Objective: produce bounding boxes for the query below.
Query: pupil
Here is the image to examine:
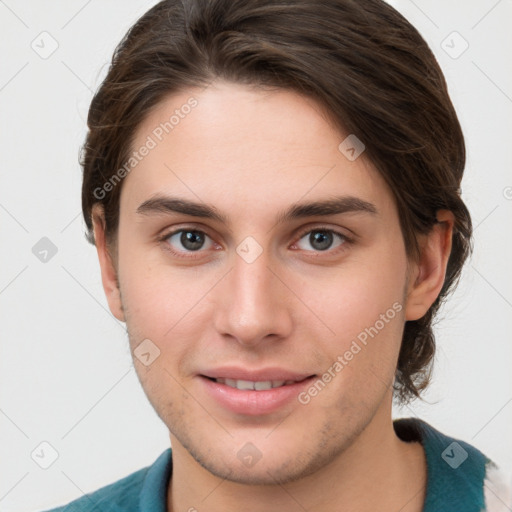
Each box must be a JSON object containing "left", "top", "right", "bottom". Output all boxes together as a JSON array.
[
  {"left": 181, "top": 231, "right": 204, "bottom": 251},
  {"left": 310, "top": 231, "right": 332, "bottom": 251}
]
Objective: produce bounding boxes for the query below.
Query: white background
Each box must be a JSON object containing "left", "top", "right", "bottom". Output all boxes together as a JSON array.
[{"left": 0, "top": 1, "right": 511, "bottom": 511}]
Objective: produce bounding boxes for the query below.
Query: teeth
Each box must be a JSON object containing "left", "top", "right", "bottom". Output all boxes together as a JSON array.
[
  {"left": 215, "top": 378, "right": 294, "bottom": 390},
  {"left": 255, "top": 381, "right": 272, "bottom": 390},
  {"left": 225, "top": 378, "right": 237, "bottom": 388},
  {"left": 236, "top": 379, "right": 254, "bottom": 390}
]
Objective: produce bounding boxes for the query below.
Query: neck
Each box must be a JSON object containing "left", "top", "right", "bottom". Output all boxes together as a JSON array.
[{"left": 167, "top": 394, "right": 426, "bottom": 512}]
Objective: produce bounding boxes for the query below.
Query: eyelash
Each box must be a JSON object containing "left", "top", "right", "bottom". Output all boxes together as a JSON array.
[
  {"left": 293, "top": 226, "right": 352, "bottom": 256},
  {"left": 158, "top": 225, "right": 353, "bottom": 260}
]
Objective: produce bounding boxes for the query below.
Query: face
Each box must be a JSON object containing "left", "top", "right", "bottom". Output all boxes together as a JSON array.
[{"left": 97, "top": 80, "right": 426, "bottom": 484}]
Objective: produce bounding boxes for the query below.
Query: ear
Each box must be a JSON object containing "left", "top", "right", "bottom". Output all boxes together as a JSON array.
[
  {"left": 405, "top": 210, "right": 454, "bottom": 321},
  {"left": 91, "top": 204, "right": 125, "bottom": 322}
]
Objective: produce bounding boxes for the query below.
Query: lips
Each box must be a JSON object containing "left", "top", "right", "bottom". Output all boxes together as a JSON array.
[{"left": 199, "top": 367, "right": 316, "bottom": 416}]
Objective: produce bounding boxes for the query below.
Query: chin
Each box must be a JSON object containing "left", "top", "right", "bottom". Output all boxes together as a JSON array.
[
  {"left": 192, "top": 449, "right": 326, "bottom": 486},
  {"left": 174, "top": 420, "right": 357, "bottom": 486}
]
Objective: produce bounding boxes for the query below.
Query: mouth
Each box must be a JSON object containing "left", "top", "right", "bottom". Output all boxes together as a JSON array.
[
  {"left": 205, "top": 377, "right": 306, "bottom": 391},
  {"left": 199, "top": 369, "right": 316, "bottom": 416}
]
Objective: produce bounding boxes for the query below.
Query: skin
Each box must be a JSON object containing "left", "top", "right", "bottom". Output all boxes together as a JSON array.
[{"left": 93, "top": 80, "right": 454, "bottom": 511}]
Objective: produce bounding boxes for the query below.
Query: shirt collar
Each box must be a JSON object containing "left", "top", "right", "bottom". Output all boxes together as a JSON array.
[{"left": 139, "top": 448, "right": 173, "bottom": 512}]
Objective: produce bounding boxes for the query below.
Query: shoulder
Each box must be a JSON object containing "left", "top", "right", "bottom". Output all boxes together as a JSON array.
[
  {"left": 394, "top": 417, "right": 511, "bottom": 512},
  {"left": 39, "top": 449, "right": 172, "bottom": 512},
  {"left": 40, "top": 468, "right": 147, "bottom": 512},
  {"left": 483, "top": 462, "right": 512, "bottom": 512}
]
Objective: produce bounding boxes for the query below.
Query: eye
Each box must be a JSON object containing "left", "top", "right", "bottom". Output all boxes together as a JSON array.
[
  {"left": 293, "top": 228, "right": 349, "bottom": 253},
  {"left": 160, "top": 226, "right": 351, "bottom": 259},
  {"left": 164, "top": 229, "right": 216, "bottom": 254}
]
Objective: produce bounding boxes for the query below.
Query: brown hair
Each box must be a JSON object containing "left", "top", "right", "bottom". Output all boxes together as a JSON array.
[{"left": 81, "top": 0, "right": 472, "bottom": 403}]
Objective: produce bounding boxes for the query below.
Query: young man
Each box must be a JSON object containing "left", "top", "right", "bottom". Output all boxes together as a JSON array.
[{"left": 43, "top": 0, "right": 510, "bottom": 510}]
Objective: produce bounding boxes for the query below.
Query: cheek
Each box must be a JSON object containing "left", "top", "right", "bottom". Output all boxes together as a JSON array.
[
  {"left": 117, "top": 249, "right": 218, "bottom": 363},
  {"left": 299, "top": 250, "right": 407, "bottom": 341},
  {"left": 294, "top": 247, "right": 407, "bottom": 395},
  {"left": 117, "top": 236, "right": 180, "bottom": 322}
]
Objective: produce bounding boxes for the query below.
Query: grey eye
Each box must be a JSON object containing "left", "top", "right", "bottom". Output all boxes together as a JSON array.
[
  {"left": 167, "top": 230, "right": 213, "bottom": 252},
  {"left": 296, "top": 230, "right": 346, "bottom": 252}
]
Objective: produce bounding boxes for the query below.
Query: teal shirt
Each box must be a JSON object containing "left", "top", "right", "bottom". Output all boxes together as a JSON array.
[{"left": 41, "top": 418, "right": 507, "bottom": 511}]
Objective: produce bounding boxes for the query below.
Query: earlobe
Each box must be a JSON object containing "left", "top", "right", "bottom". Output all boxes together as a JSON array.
[
  {"left": 405, "top": 210, "right": 454, "bottom": 321},
  {"left": 91, "top": 205, "right": 126, "bottom": 322}
]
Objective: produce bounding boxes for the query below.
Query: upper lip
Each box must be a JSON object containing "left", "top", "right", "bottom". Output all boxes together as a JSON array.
[{"left": 201, "top": 367, "right": 314, "bottom": 382}]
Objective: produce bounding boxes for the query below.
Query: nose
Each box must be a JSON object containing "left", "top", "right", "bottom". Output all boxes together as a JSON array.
[{"left": 213, "top": 247, "right": 293, "bottom": 348}]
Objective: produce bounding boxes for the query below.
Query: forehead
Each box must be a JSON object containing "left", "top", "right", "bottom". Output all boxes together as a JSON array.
[{"left": 121, "top": 80, "right": 396, "bottom": 221}]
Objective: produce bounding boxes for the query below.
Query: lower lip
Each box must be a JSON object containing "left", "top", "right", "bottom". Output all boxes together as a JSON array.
[{"left": 200, "top": 376, "right": 315, "bottom": 416}]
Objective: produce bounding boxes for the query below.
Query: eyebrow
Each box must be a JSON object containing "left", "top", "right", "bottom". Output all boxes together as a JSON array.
[{"left": 136, "top": 195, "right": 378, "bottom": 224}]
